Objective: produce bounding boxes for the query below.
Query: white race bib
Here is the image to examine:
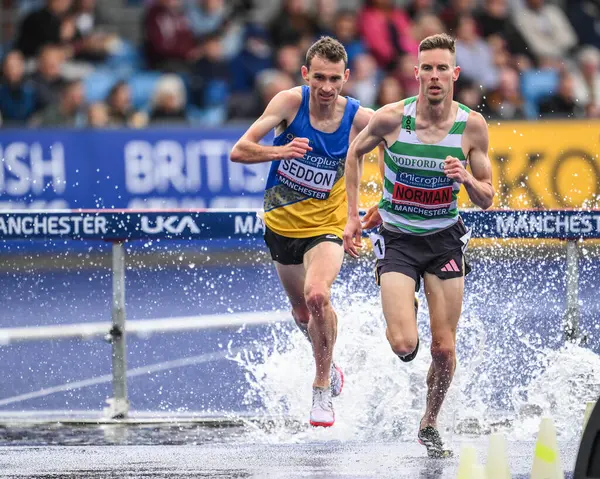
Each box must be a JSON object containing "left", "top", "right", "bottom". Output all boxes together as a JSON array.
[
  {"left": 369, "top": 233, "right": 385, "bottom": 259},
  {"left": 276, "top": 159, "right": 337, "bottom": 200},
  {"left": 460, "top": 228, "right": 472, "bottom": 253}
]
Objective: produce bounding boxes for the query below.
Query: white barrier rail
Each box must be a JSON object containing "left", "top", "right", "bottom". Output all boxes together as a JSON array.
[{"left": 0, "top": 311, "right": 290, "bottom": 344}]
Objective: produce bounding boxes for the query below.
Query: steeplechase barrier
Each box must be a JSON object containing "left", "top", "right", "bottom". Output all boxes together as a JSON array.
[{"left": 0, "top": 208, "right": 598, "bottom": 418}]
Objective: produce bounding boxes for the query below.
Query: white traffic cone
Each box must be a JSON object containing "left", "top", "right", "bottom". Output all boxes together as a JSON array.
[
  {"left": 456, "top": 445, "right": 477, "bottom": 479},
  {"left": 471, "top": 463, "right": 486, "bottom": 478},
  {"left": 530, "top": 417, "right": 564, "bottom": 479},
  {"left": 485, "top": 432, "right": 511, "bottom": 479}
]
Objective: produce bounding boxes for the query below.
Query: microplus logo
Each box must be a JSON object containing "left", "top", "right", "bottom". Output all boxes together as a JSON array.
[{"left": 140, "top": 215, "right": 200, "bottom": 235}]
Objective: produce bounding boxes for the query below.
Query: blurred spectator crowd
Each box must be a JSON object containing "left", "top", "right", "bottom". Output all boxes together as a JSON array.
[{"left": 1, "top": 0, "right": 599, "bottom": 128}]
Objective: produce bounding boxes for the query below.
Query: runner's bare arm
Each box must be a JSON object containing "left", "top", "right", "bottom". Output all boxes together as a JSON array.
[
  {"left": 346, "top": 106, "right": 374, "bottom": 205},
  {"left": 462, "top": 112, "right": 495, "bottom": 210},
  {"left": 344, "top": 105, "right": 402, "bottom": 257},
  {"left": 346, "top": 106, "right": 401, "bottom": 220},
  {"left": 358, "top": 144, "right": 386, "bottom": 230},
  {"left": 230, "top": 89, "right": 311, "bottom": 164},
  {"left": 349, "top": 106, "right": 375, "bottom": 145}
]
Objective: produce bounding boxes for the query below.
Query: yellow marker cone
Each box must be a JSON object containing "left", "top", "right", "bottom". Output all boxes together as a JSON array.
[
  {"left": 583, "top": 401, "right": 596, "bottom": 432},
  {"left": 456, "top": 445, "right": 477, "bottom": 479},
  {"left": 531, "top": 417, "right": 564, "bottom": 479},
  {"left": 485, "top": 432, "right": 511, "bottom": 479}
]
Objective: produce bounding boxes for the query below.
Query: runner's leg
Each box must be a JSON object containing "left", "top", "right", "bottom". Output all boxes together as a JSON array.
[{"left": 303, "top": 241, "right": 344, "bottom": 388}]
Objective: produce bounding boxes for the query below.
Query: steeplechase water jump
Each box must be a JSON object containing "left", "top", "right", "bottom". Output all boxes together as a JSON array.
[{"left": 1, "top": 11, "right": 600, "bottom": 479}]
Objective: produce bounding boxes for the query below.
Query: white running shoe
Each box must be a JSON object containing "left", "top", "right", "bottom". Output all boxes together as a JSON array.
[
  {"left": 330, "top": 362, "right": 344, "bottom": 398},
  {"left": 310, "top": 386, "right": 335, "bottom": 427}
]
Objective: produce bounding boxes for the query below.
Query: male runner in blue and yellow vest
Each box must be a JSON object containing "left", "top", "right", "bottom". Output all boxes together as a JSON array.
[
  {"left": 344, "top": 33, "right": 495, "bottom": 456},
  {"left": 231, "top": 36, "right": 372, "bottom": 427}
]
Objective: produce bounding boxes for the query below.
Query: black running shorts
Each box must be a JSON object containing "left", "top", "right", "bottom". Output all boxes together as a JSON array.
[
  {"left": 374, "top": 218, "right": 471, "bottom": 290},
  {"left": 264, "top": 226, "right": 343, "bottom": 265}
]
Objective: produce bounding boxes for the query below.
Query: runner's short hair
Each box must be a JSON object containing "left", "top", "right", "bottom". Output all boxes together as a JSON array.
[
  {"left": 305, "top": 36, "right": 348, "bottom": 69},
  {"left": 419, "top": 33, "right": 456, "bottom": 55}
]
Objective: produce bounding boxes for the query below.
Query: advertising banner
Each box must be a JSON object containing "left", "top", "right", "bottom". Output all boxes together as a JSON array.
[
  {"left": 0, "top": 128, "right": 272, "bottom": 211},
  {"left": 0, "top": 209, "right": 598, "bottom": 241},
  {"left": 0, "top": 120, "right": 598, "bottom": 252},
  {"left": 360, "top": 120, "right": 600, "bottom": 210}
]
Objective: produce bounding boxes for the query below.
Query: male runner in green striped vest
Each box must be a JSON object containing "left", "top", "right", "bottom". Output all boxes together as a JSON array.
[{"left": 343, "top": 33, "right": 495, "bottom": 457}]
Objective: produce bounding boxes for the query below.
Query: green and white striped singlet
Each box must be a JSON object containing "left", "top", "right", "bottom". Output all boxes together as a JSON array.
[{"left": 379, "top": 96, "right": 470, "bottom": 235}]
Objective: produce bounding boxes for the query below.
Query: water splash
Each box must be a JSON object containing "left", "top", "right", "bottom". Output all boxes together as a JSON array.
[
  {"left": 510, "top": 343, "right": 600, "bottom": 440},
  {"left": 229, "top": 285, "right": 490, "bottom": 444},
  {"left": 229, "top": 247, "right": 600, "bottom": 444}
]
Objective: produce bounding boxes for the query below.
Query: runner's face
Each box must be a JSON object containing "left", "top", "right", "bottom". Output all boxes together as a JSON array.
[
  {"left": 415, "top": 49, "right": 460, "bottom": 105},
  {"left": 302, "top": 56, "right": 349, "bottom": 106}
]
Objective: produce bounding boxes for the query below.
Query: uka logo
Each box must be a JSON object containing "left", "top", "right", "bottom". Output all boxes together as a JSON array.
[{"left": 140, "top": 215, "right": 200, "bottom": 235}]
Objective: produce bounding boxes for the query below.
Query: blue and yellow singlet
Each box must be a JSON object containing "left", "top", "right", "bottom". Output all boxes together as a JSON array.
[{"left": 263, "top": 86, "right": 360, "bottom": 238}]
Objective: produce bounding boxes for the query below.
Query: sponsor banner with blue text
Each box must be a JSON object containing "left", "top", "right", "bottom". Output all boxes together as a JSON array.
[{"left": 0, "top": 128, "right": 273, "bottom": 211}]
